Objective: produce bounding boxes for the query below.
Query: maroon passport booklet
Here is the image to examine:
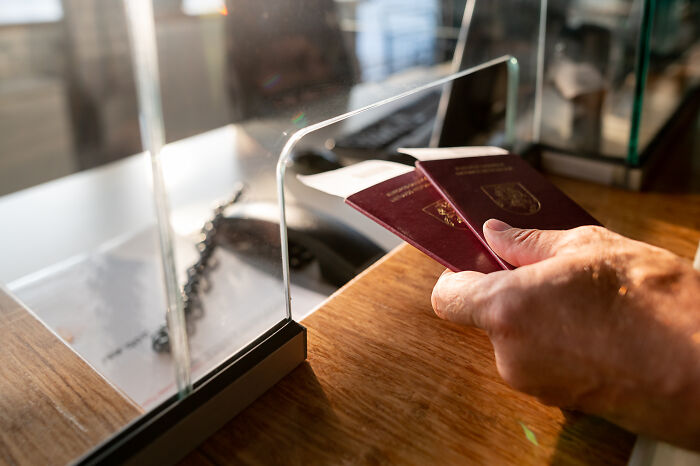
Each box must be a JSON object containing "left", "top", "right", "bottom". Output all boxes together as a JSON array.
[
  {"left": 346, "top": 169, "right": 502, "bottom": 273},
  {"left": 415, "top": 154, "right": 600, "bottom": 269}
]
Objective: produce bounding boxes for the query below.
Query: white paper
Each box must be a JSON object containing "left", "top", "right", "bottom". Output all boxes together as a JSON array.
[
  {"left": 298, "top": 146, "right": 509, "bottom": 199},
  {"left": 297, "top": 160, "right": 413, "bottom": 199},
  {"left": 397, "top": 145, "right": 508, "bottom": 160}
]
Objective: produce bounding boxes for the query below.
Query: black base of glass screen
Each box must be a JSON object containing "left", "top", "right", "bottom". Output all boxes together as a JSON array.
[{"left": 77, "top": 319, "right": 306, "bottom": 465}]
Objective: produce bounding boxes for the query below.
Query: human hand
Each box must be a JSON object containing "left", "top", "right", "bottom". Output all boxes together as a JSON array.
[{"left": 431, "top": 219, "right": 700, "bottom": 450}]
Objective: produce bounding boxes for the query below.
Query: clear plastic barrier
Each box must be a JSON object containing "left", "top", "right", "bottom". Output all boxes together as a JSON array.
[
  {"left": 276, "top": 58, "right": 519, "bottom": 319},
  {"left": 0, "top": 0, "right": 474, "bottom": 461},
  {"left": 537, "top": 0, "right": 699, "bottom": 164},
  {"left": 457, "top": 0, "right": 544, "bottom": 151}
]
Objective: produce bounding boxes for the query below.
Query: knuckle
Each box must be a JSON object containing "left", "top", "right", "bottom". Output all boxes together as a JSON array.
[
  {"left": 572, "top": 225, "right": 609, "bottom": 243},
  {"left": 512, "top": 228, "right": 541, "bottom": 246},
  {"left": 558, "top": 225, "right": 611, "bottom": 254},
  {"left": 430, "top": 284, "right": 447, "bottom": 318},
  {"left": 432, "top": 277, "right": 470, "bottom": 323},
  {"left": 432, "top": 272, "right": 493, "bottom": 327},
  {"left": 430, "top": 291, "right": 440, "bottom": 315}
]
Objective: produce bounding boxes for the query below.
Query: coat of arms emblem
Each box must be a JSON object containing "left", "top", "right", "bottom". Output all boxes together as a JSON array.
[
  {"left": 422, "top": 200, "right": 468, "bottom": 229},
  {"left": 480, "top": 182, "right": 541, "bottom": 215}
]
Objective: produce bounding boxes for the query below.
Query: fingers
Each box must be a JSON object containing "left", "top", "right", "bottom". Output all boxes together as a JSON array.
[
  {"left": 483, "top": 219, "right": 577, "bottom": 266},
  {"left": 434, "top": 222, "right": 615, "bottom": 330},
  {"left": 431, "top": 269, "right": 504, "bottom": 330},
  {"left": 483, "top": 219, "right": 568, "bottom": 266}
]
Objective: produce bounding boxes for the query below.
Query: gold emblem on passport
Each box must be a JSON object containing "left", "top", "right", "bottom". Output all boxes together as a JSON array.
[
  {"left": 422, "top": 200, "right": 468, "bottom": 229},
  {"left": 480, "top": 182, "right": 541, "bottom": 215}
]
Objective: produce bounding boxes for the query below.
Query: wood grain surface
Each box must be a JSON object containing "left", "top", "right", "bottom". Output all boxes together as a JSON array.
[
  {"left": 2, "top": 172, "right": 698, "bottom": 465},
  {"left": 551, "top": 175, "right": 700, "bottom": 261},
  {"left": 182, "top": 177, "right": 699, "bottom": 465},
  {"left": 0, "top": 289, "right": 142, "bottom": 465},
  {"left": 185, "top": 244, "right": 634, "bottom": 465}
]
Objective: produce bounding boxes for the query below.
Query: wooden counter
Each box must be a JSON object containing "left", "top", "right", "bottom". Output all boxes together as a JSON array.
[
  {"left": 551, "top": 176, "right": 700, "bottom": 262},
  {"left": 181, "top": 175, "right": 700, "bottom": 464},
  {"left": 2, "top": 175, "right": 699, "bottom": 464},
  {"left": 185, "top": 246, "right": 634, "bottom": 465},
  {"left": 0, "top": 289, "right": 142, "bottom": 464}
]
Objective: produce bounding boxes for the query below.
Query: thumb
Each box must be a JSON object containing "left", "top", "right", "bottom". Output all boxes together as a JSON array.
[{"left": 483, "top": 219, "right": 568, "bottom": 267}]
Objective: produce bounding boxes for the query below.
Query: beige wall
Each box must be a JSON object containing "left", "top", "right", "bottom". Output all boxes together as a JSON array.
[{"left": 0, "top": 2, "right": 231, "bottom": 195}]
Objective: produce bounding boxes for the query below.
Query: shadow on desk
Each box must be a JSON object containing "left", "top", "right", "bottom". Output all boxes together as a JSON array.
[
  {"left": 553, "top": 413, "right": 635, "bottom": 466},
  {"left": 183, "top": 245, "right": 635, "bottom": 465},
  {"left": 641, "top": 90, "right": 700, "bottom": 195},
  {"left": 185, "top": 362, "right": 349, "bottom": 464}
]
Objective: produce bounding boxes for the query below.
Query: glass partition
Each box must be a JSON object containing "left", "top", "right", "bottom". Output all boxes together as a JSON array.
[
  {"left": 537, "top": 0, "right": 699, "bottom": 165},
  {"left": 276, "top": 58, "right": 520, "bottom": 311},
  {"left": 0, "top": 0, "right": 483, "bottom": 462},
  {"left": 634, "top": 0, "right": 699, "bottom": 165},
  {"left": 456, "top": 0, "right": 544, "bottom": 152},
  {"left": 453, "top": 0, "right": 699, "bottom": 174},
  {"left": 0, "top": 0, "right": 467, "bottom": 198},
  {"left": 539, "top": 0, "right": 645, "bottom": 159}
]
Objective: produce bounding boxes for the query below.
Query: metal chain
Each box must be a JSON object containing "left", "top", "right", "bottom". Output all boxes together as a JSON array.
[{"left": 152, "top": 184, "right": 246, "bottom": 353}]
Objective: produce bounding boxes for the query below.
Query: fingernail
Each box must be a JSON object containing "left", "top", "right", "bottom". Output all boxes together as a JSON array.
[{"left": 484, "top": 218, "right": 511, "bottom": 232}]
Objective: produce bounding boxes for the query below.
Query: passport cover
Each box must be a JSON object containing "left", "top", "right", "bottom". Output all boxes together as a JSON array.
[
  {"left": 346, "top": 170, "right": 503, "bottom": 273},
  {"left": 415, "top": 154, "right": 601, "bottom": 269}
]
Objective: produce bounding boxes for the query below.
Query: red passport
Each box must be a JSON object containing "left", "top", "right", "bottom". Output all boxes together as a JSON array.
[
  {"left": 346, "top": 169, "right": 503, "bottom": 273},
  {"left": 415, "top": 154, "right": 601, "bottom": 269}
]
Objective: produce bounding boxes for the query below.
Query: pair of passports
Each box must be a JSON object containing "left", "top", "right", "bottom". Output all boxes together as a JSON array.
[{"left": 345, "top": 154, "right": 600, "bottom": 273}]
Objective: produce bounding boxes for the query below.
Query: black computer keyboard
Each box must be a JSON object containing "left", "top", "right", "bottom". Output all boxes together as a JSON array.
[{"left": 334, "top": 90, "right": 441, "bottom": 155}]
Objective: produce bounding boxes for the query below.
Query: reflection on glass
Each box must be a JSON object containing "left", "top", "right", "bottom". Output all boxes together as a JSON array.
[
  {"left": 539, "top": 0, "right": 699, "bottom": 163},
  {"left": 3, "top": 0, "right": 649, "bottom": 461},
  {"left": 457, "top": 0, "right": 543, "bottom": 150},
  {"left": 181, "top": 0, "right": 227, "bottom": 16},
  {"left": 276, "top": 57, "right": 518, "bottom": 319},
  {"left": 0, "top": 0, "right": 63, "bottom": 25},
  {"left": 0, "top": 0, "right": 465, "bottom": 197},
  {"left": 123, "top": 0, "right": 192, "bottom": 398}
]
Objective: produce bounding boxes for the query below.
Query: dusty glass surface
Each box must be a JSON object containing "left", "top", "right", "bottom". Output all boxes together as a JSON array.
[
  {"left": 537, "top": 0, "right": 699, "bottom": 164},
  {"left": 0, "top": 0, "right": 475, "bottom": 461},
  {"left": 456, "top": 0, "right": 544, "bottom": 152},
  {"left": 0, "top": 0, "right": 467, "bottom": 197},
  {"left": 276, "top": 58, "right": 519, "bottom": 298}
]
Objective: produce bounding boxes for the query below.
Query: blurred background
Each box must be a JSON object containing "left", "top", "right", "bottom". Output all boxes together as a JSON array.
[
  {"left": 2, "top": 0, "right": 698, "bottom": 196},
  {"left": 0, "top": 0, "right": 468, "bottom": 196}
]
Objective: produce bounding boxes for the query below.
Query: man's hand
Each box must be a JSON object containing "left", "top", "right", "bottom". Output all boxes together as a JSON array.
[{"left": 431, "top": 219, "right": 700, "bottom": 450}]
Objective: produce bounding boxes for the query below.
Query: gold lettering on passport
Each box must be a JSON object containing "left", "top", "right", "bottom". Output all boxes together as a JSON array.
[
  {"left": 454, "top": 162, "right": 513, "bottom": 176},
  {"left": 385, "top": 177, "right": 431, "bottom": 202},
  {"left": 422, "top": 200, "right": 468, "bottom": 229},
  {"left": 480, "top": 182, "right": 541, "bottom": 215}
]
